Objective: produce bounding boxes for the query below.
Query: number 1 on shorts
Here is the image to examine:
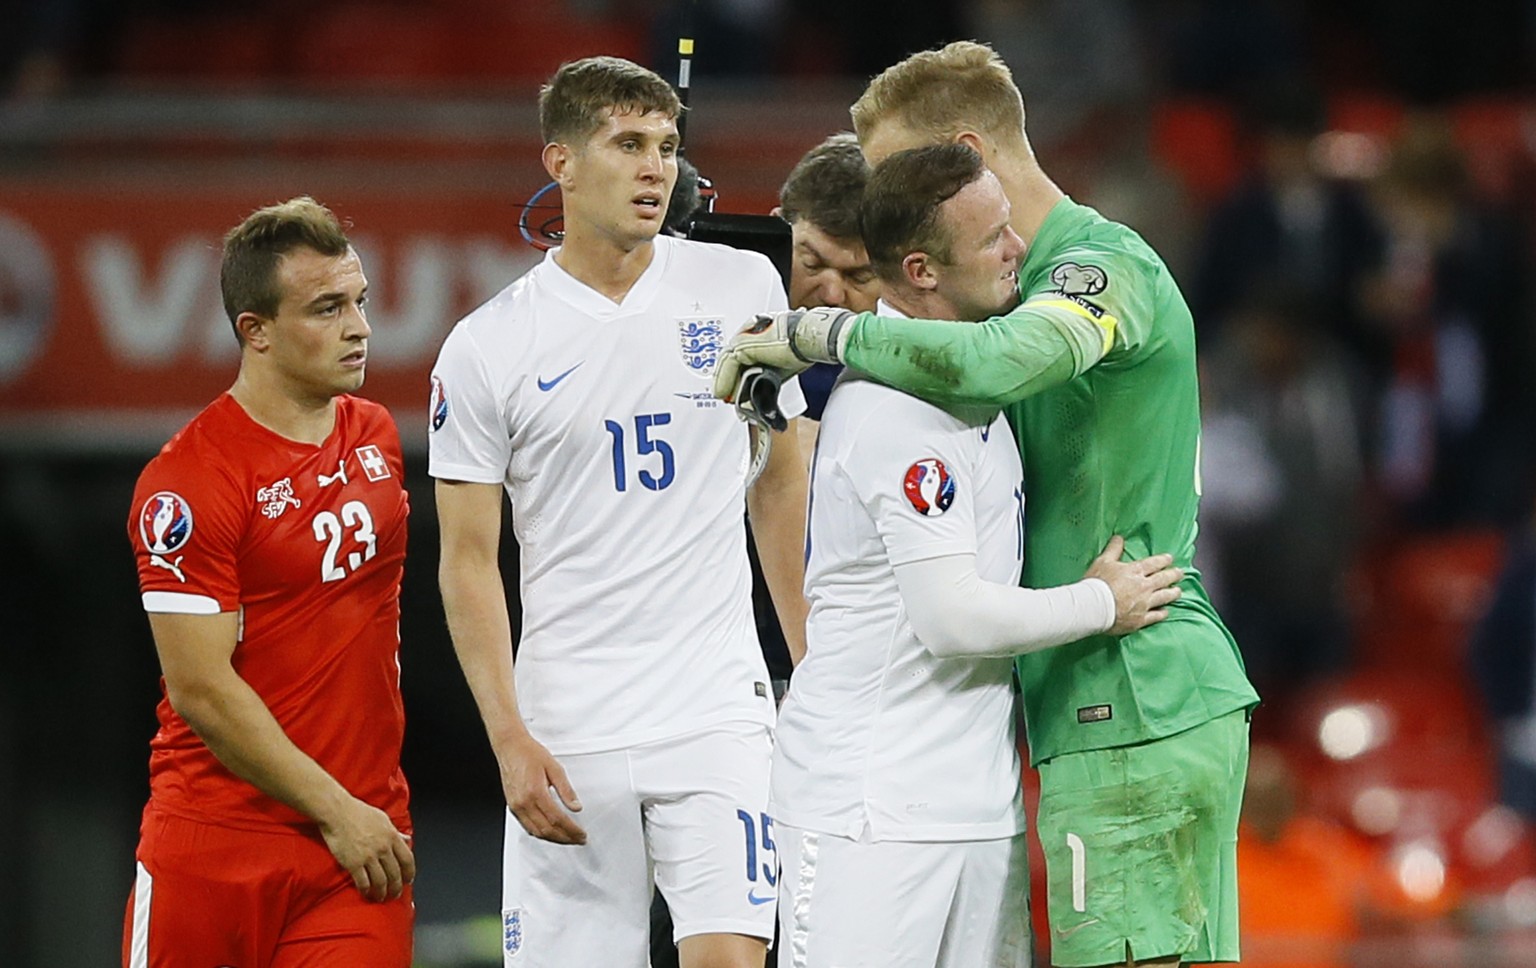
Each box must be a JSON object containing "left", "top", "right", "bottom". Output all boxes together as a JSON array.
[{"left": 1066, "top": 832, "right": 1087, "bottom": 912}]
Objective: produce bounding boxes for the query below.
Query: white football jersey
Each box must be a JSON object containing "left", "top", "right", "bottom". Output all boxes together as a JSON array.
[
  {"left": 429, "top": 235, "right": 803, "bottom": 755},
  {"left": 771, "top": 306, "right": 1026, "bottom": 841}
]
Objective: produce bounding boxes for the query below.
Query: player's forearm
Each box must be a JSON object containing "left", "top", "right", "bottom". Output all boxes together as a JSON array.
[
  {"left": 439, "top": 558, "right": 530, "bottom": 745},
  {"left": 843, "top": 302, "right": 1106, "bottom": 407},
  {"left": 747, "top": 424, "right": 811, "bottom": 666},
  {"left": 168, "top": 675, "right": 357, "bottom": 825},
  {"left": 894, "top": 554, "right": 1114, "bottom": 658}
]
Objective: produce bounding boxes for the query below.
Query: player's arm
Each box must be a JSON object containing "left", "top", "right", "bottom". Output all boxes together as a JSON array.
[
  {"left": 747, "top": 418, "right": 811, "bottom": 666},
  {"left": 894, "top": 536, "right": 1184, "bottom": 659},
  {"left": 435, "top": 479, "right": 586, "bottom": 845},
  {"left": 795, "top": 418, "right": 820, "bottom": 470},
  {"left": 150, "top": 611, "right": 414, "bottom": 901},
  {"left": 714, "top": 290, "right": 1121, "bottom": 408},
  {"left": 842, "top": 295, "right": 1113, "bottom": 406}
]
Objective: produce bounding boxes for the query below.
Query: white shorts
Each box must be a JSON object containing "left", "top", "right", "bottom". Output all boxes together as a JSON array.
[
  {"left": 776, "top": 825, "right": 1033, "bottom": 968},
  {"left": 501, "top": 721, "right": 775, "bottom": 967}
]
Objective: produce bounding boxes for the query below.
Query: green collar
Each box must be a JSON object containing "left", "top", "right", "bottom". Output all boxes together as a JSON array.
[{"left": 1020, "top": 196, "right": 1091, "bottom": 279}]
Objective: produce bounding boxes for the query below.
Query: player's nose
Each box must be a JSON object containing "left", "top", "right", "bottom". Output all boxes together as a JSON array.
[
  {"left": 638, "top": 145, "right": 665, "bottom": 179},
  {"left": 1001, "top": 225, "right": 1026, "bottom": 263},
  {"left": 344, "top": 303, "right": 371, "bottom": 339}
]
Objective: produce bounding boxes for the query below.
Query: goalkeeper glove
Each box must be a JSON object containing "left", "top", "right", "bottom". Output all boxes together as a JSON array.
[
  {"left": 732, "top": 366, "right": 787, "bottom": 488},
  {"left": 712, "top": 307, "right": 855, "bottom": 402}
]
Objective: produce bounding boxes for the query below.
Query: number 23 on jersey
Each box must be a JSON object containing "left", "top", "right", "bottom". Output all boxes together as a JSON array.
[{"left": 313, "top": 499, "right": 378, "bottom": 582}]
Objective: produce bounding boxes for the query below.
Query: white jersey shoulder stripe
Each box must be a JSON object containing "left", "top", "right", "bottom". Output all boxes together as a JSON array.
[{"left": 142, "top": 591, "right": 221, "bottom": 615}]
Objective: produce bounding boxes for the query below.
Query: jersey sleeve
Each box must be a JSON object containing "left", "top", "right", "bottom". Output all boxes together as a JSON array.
[
  {"left": 842, "top": 241, "right": 1154, "bottom": 408},
  {"left": 838, "top": 392, "right": 982, "bottom": 568},
  {"left": 427, "top": 320, "right": 512, "bottom": 484},
  {"left": 129, "top": 452, "right": 245, "bottom": 615}
]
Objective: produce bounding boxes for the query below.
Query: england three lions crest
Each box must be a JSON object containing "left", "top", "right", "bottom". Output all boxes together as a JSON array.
[{"left": 676, "top": 316, "right": 724, "bottom": 377}]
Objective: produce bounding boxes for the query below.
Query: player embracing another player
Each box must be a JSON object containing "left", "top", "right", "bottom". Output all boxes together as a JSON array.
[{"left": 718, "top": 41, "right": 1260, "bottom": 968}]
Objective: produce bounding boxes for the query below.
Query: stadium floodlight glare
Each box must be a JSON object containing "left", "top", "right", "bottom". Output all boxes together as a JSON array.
[
  {"left": 1318, "top": 703, "right": 1388, "bottom": 761},
  {"left": 1392, "top": 840, "right": 1448, "bottom": 904}
]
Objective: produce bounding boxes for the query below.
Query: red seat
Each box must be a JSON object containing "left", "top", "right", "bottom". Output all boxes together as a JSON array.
[
  {"left": 1350, "top": 530, "right": 1504, "bottom": 671},
  {"left": 1454, "top": 805, "right": 1536, "bottom": 894},
  {"left": 1452, "top": 97, "right": 1533, "bottom": 202},
  {"left": 1149, "top": 99, "right": 1243, "bottom": 204},
  {"left": 1285, "top": 669, "right": 1497, "bottom": 839},
  {"left": 452, "top": 11, "right": 650, "bottom": 84},
  {"left": 290, "top": 6, "right": 458, "bottom": 85},
  {"left": 117, "top": 16, "right": 280, "bottom": 83},
  {"left": 1328, "top": 94, "right": 1407, "bottom": 140}
]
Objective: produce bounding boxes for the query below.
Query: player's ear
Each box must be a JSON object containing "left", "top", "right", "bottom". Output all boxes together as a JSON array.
[
  {"left": 543, "top": 142, "right": 573, "bottom": 185},
  {"left": 954, "top": 130, "right": 988, "bottom": 159},
  {"left": 236, "top": 311, "right": 272, "bottom": 351},
  {"left": 902, "top": 251, "right": 939, "bottom": 291}
]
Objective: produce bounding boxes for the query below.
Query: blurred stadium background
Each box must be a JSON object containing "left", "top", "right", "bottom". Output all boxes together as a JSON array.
[{"left": 5, "top": 1, "right": 1536, "bottom": 965}]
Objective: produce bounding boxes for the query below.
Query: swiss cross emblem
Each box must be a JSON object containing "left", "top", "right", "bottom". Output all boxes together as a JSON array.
[{"left": 355, "top": 445, "right": 391, "bottom": 482}]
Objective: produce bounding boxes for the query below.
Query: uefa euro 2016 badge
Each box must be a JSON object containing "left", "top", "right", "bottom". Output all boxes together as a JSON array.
[
  {"left": 140, "top": 491, "right": 193, "bottom": 555},
  {"left": 140, "top": 490, "right": 193, "bottom": 582},
  {"left": 502, "top": 907, "right": 523, "bottom": 956},
  {"left": 903, "top": 458, "right": 956, "bottom": 516},
  {"left": 676, "top": 316, "right": 724, "bottom": 377},
  {"left": 429, "top": 374, "right": 449, "bottom": 432}
]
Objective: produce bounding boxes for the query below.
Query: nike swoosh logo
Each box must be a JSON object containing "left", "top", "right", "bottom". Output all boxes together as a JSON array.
[
  {"left": 537, "top": 362, "right": 583, "bottom": 391},
  {"left": 746, "top": 890, "right": 775, "bottom": 906},
  {"left": 1054, "top": 917, "right": 1101, "bottom": 940}
]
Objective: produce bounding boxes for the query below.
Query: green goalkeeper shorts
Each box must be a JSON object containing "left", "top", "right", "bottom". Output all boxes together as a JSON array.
[{"left": 1034, "top": 708, "right": 1250, "bottom": 966}]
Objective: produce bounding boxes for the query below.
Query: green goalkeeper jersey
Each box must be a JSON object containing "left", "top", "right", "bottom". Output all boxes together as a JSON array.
[{"left": 843, "top": 198, "right": 1258, "bottom": 763}]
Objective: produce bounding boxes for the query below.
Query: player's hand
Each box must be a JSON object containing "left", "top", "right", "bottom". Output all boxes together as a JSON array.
[
  {"left": 1084, "top": 535, "right": 1184, "bottom": 636},
  {"left": 497, "top": 730, "right": 587, "bottom": 846},
  {"left": 316, "top": 797, "right": 416, "bottom": 902},
  {"left": 712, "top": 307, "right": 855, "bottom": 402}
]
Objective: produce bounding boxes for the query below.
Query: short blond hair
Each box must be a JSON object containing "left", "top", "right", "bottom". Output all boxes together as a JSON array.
[{"left": 851, "top": 41, "right": 1026, "bottom": 147}]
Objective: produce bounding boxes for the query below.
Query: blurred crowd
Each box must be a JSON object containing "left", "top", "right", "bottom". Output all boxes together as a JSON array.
[
  {"left": 2, "top": 1, "right": 1534, "bottom": 101},
  {"left": 8, "top": 1, "right": 1536, "bottom": 965}
]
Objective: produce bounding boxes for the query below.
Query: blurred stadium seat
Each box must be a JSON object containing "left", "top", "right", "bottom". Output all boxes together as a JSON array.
[
  {"left": 1452, "top": 97, "right": 1535, "bottom": 202},
  {"left": 1149, "top": 99, "right": 1243, "bottom": 204},
  {"left": 117, "top": 15, "right": 281, "bottom": 84},
  {"left": 292, "top": 6, "right": 459, "bottom": 86},
  {"left": 1329, "top": 93, "right": 1407, "bottom": 140},
  {"left": 453, "top": 10, "right": 649, "bottom": 83},
  {"left": 1285, "top": 667, "right": 1496, "bottom": 835},
  {"left": 1351, "top": 529, "right": 1505, "bottom": 671}
]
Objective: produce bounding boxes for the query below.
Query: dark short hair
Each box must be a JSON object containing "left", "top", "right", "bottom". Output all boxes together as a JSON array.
[
  {"left": 778, "top": 132, "right": 869, "bottom": 241},
  {"left": 220, "top": 196, "right": 350, "bottom": 341},
  {"left": 539, "top": 56, "right": 682, "bottom": 146},
  {"left": 860, "top": 143, "right": 986, "bottom": 280},
  {"left": 663, "top": 155, "right": 704, "bottom": 235}
]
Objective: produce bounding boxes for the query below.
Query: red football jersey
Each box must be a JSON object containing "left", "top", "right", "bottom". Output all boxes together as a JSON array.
[{"left": 129, "top": 393, "right": 410, "bottom": 831}]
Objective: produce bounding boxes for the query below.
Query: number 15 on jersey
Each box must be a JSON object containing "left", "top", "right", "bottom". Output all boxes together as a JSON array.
[{"left": 603, "top": 413, "right": 675, "bottom": 492}]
